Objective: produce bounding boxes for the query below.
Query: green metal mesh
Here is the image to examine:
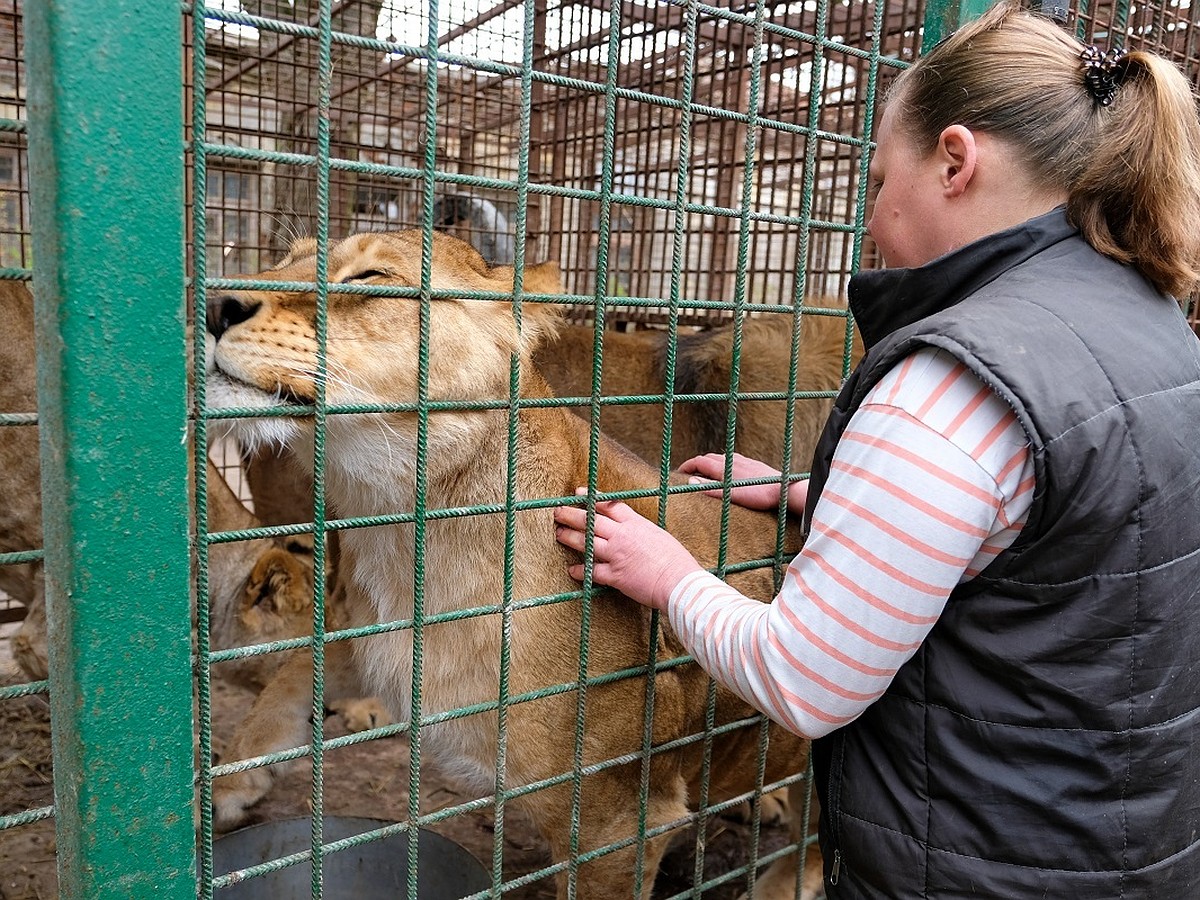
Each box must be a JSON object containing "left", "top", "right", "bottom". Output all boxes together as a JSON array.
[{"left": 193, "top": 2, "right": 878, "bottom": 896}]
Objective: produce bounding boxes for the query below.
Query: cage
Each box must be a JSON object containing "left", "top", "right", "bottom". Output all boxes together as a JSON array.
[{"left": 2, "top": 1, "right": 1200, "bottom": 898}]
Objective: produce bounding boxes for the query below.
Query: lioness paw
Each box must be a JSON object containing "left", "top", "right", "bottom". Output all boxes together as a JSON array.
[
  {"left": 329, "top": 697, "right": 392, "bottom": 734},
  {"left": 212, "top": 767, "right": 275, "bottom": 833},
  {"left": 725, "top": 786, "right": 791, "bottom": 827}
]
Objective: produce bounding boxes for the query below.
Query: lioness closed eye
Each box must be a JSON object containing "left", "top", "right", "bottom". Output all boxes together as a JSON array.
[{"left": 206, "top": 230, "right": 820, "bottom": 900}]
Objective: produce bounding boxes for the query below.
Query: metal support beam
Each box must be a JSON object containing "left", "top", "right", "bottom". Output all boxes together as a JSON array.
[
  {"left": 922, "top": 0, "right": 998, "bottom": 53},
  {"left": 26, "top": 2, "right": 194, "bottom": 897}
]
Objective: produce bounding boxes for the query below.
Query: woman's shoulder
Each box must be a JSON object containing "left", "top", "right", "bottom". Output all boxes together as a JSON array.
[{"left": 862, "top": 346, "right": 1028, "bottom": 478}]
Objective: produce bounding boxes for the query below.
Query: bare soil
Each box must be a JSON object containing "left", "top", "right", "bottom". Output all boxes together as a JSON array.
[
  {"left": 1, "top": 660, "right": 794, "bottom": 900},
  {"left": 0, "top": 641, "right": 55, "bottom": 900}
]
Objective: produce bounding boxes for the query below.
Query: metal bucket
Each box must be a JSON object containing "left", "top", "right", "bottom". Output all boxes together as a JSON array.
[{"left": 213, "top": 816, "right": 490, "bottom": 899}]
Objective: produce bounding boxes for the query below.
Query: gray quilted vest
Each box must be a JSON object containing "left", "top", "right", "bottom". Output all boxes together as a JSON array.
[{"left": 804, "top": 209, "right": 1200, "bottom": 897}]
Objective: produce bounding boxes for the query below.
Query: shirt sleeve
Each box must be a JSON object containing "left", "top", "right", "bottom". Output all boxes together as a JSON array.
[{"left": 666, "top": 347, "right": 1034, "bottom": 739}]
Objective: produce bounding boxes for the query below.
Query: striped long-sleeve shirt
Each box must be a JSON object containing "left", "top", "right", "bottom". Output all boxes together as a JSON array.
[{"left": 667, "top": 346, "right": 1035, "bottom": 739}]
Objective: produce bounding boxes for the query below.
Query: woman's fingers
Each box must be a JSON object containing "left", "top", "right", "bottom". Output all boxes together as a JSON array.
[
  {"left": 554, "top": 498, "right": 626, "bottom": 554},
  {"left": 556, "top": 523, "right": 609, "bottom": 555},
  {"left": 678, "top": 452, "right": 726, "bottom": 479},
  {"left": 554, "top": 504, "right": 589, "bottom": 531},
  {"left": 556, "top": 504, "right": 613, "bottom": 536},
  {"left": 559, "top": 492, "right": 639, "bottom": 530},
  {"left": 565, "top": 562, "right": 613, "bottom": 585},
  {"left": 555, "top": 523, "right": 585, "bottom": 552},
  {"left": 592, "top": 499, "right": 636, "bottom": 524}
]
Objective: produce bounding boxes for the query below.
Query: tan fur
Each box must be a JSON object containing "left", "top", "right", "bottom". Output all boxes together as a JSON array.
[
  {"left": 0, "top": 280, "right": 317, "bottom": 691},
  {"left": 534, "top": 308, "right": 862, "bottom": 473},
  {"left": 0, "top": 280, "right": 44, "bottom": 678},
  {"left": 207, "top": 231, "right": 820, "bottom": 899}
]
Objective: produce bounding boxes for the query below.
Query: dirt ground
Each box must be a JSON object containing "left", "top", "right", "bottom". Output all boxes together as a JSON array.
[
  {"left": 1, "top": 647, "right": 803, "bottom": 900},
  {"left": 0, "top": 659, "right": 54, "bottom": 900}
]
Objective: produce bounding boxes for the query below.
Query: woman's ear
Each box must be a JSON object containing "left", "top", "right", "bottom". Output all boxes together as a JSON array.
[{"left": 937, "top": 124, "right": 978, "bottom": 198}]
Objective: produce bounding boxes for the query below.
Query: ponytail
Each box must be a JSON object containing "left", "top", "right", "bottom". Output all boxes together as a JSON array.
[{"left": 1069, "top": 51, "right": 1200, "bottom": 298}]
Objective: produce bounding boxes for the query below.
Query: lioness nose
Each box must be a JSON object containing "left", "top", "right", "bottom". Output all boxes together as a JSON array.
[{"left": 207, "top": 294, "right": 261, "bottom": 340}]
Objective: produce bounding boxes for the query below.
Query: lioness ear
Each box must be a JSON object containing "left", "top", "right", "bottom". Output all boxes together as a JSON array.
[
  {"left": 206, "top": 459, "right": 258, "bottom": 533},
  {"left": 273, "top": 237, "right": 319, "bottom": 270},
  {"left": 520, "top": 260, "right": 563, "bottom": 297},
  {"left": 509, "top": 260, "right": 565, "bottom": 351}
]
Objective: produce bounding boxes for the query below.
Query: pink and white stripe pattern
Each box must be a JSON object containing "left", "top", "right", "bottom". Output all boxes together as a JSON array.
[{"left": 667, "top": 347, "right": 1035, "bottom": 738}]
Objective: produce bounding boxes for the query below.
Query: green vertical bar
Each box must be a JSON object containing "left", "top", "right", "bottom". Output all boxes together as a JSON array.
[
  {"left": 922, "top": 0, "right": 997, "bottom": 52},
  {"left": 26, "top": 3, "right": 193, "bottom": 899}
]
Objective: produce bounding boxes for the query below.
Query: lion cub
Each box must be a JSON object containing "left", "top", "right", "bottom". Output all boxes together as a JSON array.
[{"left": 206, "top": 231, "right": 819, "bottom": 900}]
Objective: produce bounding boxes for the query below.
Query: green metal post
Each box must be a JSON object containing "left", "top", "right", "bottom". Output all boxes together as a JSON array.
[
  {"left": 26, "top": 3, "right": 194, "bottom": 899},
  {"left": 922, "top": 0, "right": 998, "bottom": 52}
]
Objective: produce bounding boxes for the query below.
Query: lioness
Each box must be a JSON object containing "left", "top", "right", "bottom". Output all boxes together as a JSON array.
[
  {"left": 0, "top": 280, "right": 317, "bottom": 691},
  {"left": 0, "top": 279, "right": 42, "bottom": 673},
  {"left": 206, "top": 231, "right": 820, "bottom": 899},
  {"left": 534, "top": 307, "right": 860, "bottom": 474}
]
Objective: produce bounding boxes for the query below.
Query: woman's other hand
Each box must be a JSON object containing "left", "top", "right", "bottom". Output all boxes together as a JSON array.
[{"left": 678, "top": 452, "right": 809, "bottom": 516}]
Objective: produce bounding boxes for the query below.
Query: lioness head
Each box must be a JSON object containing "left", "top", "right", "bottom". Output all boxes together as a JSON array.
[{"left": 206, "top": 230, "right": 563, "bottom": 462}]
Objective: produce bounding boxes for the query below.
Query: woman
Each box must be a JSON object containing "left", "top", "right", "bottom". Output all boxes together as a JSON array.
[{"left": 554, "top": 3, "right": 1200, "bottom": 895}]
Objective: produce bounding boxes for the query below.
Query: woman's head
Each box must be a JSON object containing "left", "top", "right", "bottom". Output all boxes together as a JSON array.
[{"left": 880, "top": 0, "right": 1200, "bottom": 297}]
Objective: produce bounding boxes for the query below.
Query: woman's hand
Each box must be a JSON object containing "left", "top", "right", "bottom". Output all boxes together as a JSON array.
[
  {"left": 554, "top": 493, "right": 703, "bottom": 611},
  {"left": 678, "top": 452, "right": 809, "bottom": 516}
]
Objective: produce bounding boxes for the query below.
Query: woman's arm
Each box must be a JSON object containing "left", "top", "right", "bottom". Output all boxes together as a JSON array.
[{"left": 555, "top": 348, "right": 1033, "bottom": 738}]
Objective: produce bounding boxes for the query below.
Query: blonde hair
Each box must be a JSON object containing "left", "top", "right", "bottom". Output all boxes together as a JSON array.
[{"left": 890, "top": 1, "right": 1200, "bottom": 298}]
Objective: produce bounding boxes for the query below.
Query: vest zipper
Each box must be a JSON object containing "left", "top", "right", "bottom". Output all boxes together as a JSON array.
[{"left": 826, "top": 732, "right": 845, "bottom": 888}]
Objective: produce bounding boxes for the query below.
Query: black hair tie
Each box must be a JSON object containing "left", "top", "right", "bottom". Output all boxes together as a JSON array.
[{"left": 1081, "top": 45, "right": 1131, "bottom": 107}]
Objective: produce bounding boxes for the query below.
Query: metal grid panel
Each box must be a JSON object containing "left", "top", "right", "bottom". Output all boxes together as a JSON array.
[
  {"left": 1075, "top": 0, "right": 1200, "bottom": 76},
  {"left": 190, "top": 2, "right": 870, "bottom": 897},
  {"left": 529, "top": 0, "right": 920, "bottom": 324},
  {"left": 192, "top": 0, "right": 1200, "bottom": 331}
]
